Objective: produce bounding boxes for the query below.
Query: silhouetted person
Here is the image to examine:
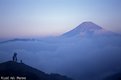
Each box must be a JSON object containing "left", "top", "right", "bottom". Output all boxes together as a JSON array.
[
  {"left": 13, "top": 52, "right": 17, "bottom": 62},
  {"left": 20, "top": 60, "right": 23, "bottom": 63}
]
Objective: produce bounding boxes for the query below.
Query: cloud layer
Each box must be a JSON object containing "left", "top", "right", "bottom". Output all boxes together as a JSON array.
[{"left": 0, "top": 35, "right": 121, "bottom": 80}]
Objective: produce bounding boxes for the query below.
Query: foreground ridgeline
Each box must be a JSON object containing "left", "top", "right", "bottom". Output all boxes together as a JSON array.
[{"left": 0, "top": 61, "right": 73, "bottom": 80}]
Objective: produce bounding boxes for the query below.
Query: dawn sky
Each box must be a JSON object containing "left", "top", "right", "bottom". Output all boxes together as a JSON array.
[{"left": 0, "top": 0, "right": 121, "bottom": 39}]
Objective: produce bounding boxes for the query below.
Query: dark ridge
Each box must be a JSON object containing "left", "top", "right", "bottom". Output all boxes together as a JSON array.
[
  {"left": 0, "top": 38, "right": 40, "bottom": 44},
  {"left": 0, "top": 61, "right": 73, "bottom": 80},
  {"left": 104, "top": 72, "right": 121, "bottom": 80}
]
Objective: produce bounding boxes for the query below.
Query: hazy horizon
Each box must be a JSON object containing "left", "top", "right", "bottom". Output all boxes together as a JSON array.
[{"left": 0, "top": 0, "right": 121, "bottom": 40}]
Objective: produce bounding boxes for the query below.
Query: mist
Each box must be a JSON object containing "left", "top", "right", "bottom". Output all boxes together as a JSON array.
[{"left": 0, "top": 35, "right": 121, "bottom": 80}]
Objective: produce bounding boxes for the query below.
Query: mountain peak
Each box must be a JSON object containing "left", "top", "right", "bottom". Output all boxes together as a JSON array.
[
  {"left": 76, "top": 21, "right": 103, "bottom": 30},
  {"left": 62, "top": 22, "right": 103, "bottom": 37}
]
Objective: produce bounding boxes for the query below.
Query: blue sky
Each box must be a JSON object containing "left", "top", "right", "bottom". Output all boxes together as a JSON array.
[{"left": 0, "top": 0, "right": 121, "bottom": 39}]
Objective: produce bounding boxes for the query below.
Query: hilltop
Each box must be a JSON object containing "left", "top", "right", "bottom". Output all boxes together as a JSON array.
[{"left": 0, "top": 61, "right": 73, "bottom": 80}]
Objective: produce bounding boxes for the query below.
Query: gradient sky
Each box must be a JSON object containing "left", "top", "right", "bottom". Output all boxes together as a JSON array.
[{"left": 0, "top": 0, "right": 121, "bottom": 40}]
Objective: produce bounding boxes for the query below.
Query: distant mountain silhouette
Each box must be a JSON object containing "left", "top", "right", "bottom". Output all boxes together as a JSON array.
[
  {"left": 0, "top": 61, "right": 73, "bottom": 80},
  {"left": 0, "top": 22, "right": 121, "bottom": 44},
  {"left": 62, "top": 22, "right": 120, "bottom": 37},
  {"left": 0, "top": 38, "right": 39, "bottom": 44}
]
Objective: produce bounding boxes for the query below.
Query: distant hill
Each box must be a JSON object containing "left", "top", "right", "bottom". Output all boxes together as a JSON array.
[
  {"left": 0, "top": 38, "right": 39, "bottom": 44},
  {"left": 0, "top": 61, "right": 73, "bottom": 80}
]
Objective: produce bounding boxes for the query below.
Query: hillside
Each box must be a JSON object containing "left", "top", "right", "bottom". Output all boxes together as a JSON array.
[
  {"left": 0, "top": 61, "right": 73, "bottom": 80},
  {"left": 104, "top": 72, "right": 121, "bottom": 80}
]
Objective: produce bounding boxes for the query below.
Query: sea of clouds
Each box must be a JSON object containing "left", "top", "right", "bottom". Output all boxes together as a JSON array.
[{"left": 0, "top": 35, "right": 121, "bottom": 80}]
